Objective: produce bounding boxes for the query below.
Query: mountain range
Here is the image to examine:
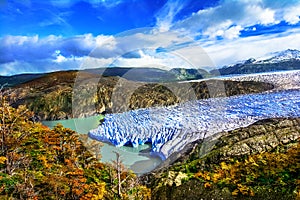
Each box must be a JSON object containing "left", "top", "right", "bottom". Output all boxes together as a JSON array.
[{"left": 210, "top": 49, "right": 300, "bottom": 76}]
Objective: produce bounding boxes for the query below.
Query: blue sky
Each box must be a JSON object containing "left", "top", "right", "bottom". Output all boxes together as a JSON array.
[{"left": 1, "top": 0, "right": 300, "bottom": 75}]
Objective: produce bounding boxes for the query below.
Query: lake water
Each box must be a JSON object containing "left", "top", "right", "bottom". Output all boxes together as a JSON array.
[{"left": 42, "top": 115, "right": 163, "bottom": 174}]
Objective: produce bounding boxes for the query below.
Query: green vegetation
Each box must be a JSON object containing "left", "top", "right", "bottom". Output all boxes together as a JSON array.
[
  {"left": 2, "top": 72, "right": 299, "bottom": 199},
  {"left": 0, "top": 90, "right": 151, "bottom": 199},
  {"left": 1, "top": 90, "right": 299, "bottom": 199},
  {"left": 145, "top": 118, "right": 300, "bottom": 200},
  {"left": 194, "top": 143, "right": 300, "bottom": 197}
]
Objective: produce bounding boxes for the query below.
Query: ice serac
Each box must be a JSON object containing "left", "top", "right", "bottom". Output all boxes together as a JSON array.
[{"left": 88, "top": 89, "right": 300, "bottom": 160}]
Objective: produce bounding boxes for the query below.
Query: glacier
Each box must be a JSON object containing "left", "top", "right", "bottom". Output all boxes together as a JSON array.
[{"left": 88, "top": 89, "right": 300, "bottom": 160}]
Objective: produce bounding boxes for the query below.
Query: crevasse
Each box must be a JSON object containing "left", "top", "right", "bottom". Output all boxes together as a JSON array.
[{"left": 88, "top": 89, "right": 300, "bottom": 160}]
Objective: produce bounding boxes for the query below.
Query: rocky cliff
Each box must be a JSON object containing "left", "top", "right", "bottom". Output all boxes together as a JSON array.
[{"left": 142, "top": 117, "right": 300, "bottom": 200}]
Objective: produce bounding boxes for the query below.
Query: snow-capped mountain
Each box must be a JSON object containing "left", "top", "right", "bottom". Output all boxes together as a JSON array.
[
  {"left": 256, "top": 49, "right": 300, "bottom": 64},
  {"left": 211, "top": 49, "right": 300, "bottom": 76}
]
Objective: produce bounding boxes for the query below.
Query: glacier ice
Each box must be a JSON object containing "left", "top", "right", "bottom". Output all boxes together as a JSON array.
[{"left": 88, "top": 89, "right": 300, "bottom": 160}]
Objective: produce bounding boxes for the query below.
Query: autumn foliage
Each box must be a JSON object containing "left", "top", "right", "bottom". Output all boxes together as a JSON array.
[
  {"left": 193, "top": 141, "right": 300, "bottom": 198},
  {"left": 0, "top": 90, "right": 151, "bottom": 199}
]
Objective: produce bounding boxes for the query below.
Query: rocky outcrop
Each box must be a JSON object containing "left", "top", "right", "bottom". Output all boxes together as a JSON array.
[
  {"left": 208, "top": 118, "right": 300, "bottom": 160},
  {"left": 143, "top": 117, "right": 300, "bottom": 200}
]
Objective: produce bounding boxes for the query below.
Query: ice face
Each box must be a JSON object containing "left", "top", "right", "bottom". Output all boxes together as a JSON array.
[{"left": 88, "top": 89, "right": 300, "bottom": 160}]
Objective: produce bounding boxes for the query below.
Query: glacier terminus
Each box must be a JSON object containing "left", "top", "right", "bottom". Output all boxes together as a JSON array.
[{"left": 88, "top": 88, "right": 300, "bottom": 160}]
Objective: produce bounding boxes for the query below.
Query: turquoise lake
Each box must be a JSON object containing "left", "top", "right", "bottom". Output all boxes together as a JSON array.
[{"left": 42, "top": 115, "right": 162, "bottom": 174}]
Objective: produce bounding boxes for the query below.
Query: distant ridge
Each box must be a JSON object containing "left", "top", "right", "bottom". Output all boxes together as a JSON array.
[
  {"left": 0, "top": 73, "right": 45, "bottom": 87},
  {"left": 211, "top": 49, "right": 300, "bottom": 76},
  {"left": 1, "top": 67, "right": 209, "bottom": 87},
  {"left": 256, "top": 49, "right": 300, "bottom": 64}
]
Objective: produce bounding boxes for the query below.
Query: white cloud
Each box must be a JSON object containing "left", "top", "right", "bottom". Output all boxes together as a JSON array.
[
  {"left": 174, "top": 46, "right": 215, "bottom": 70},
  {"left": 246, "top": 5, "right": 277, "bottom": 25},
  {"left": 155, "top": 0, "right": 188, "bottom": 32},
  {"left": 0, "top": 56, "right": 86, "bottom": 76},
  {"left": 0, "top": 34, "right": 116, "bottom": 64},
  {"left": 0, "top": 34, "right": 117, "bottom": 75},
  {"left": 55, "top": 54, "right": 67, "bottom": 63},
  {"left": 3, "top": 0, "right": 300, "bottom": 76},
  {"left": 89, "top": 29, "right": 192, "bottom": 61},
  {"left": 202, "top": 28, "right": 300, "bottom": 67},
  {"left": 0, "top": 54, "right": 114, "bottom": 76},
  {"left": 110, "top": 49, "right": 194, "bottom": 70},
  {"left": 171, "top": 0, "right": 298, "bottom": 40},
  {"left": 203, "top": 20, "right": 232, "bottom": 39},
  {"left": 204, "top": 22, "right": 242, "bottom": 40},
  {"left": 0, "top": 61, "right": 29, "bottom": 76},
  {"left": 283, "top": 6, "right": 300, "bottom": 24},
  {"left": 150, "top": 0, "right": 300, "bottom": 69},
  {"left": 2, "top": 25, "right": 300, "bottom": 76},
  {"left": 0, "top": 30, "right": 196, "bottom": 75},
  {"left": 260, "top": 8, "right": 276, "bottom": 24},
  {"left": 86, "top": 30, "right": 199, "bottom": 70},
  {"left": 80, "top": 56, "right": 114, "bottom": 69},
  {"left": 3, "top": 35, "right": 40, "bottom": 46},
  {"left": 224, "top": 26, "right": 243, "bottom": 39}
]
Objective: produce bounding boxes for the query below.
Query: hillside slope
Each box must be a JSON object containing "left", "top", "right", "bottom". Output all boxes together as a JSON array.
[{"left": 10, "top": 70, "right": 274, "bottom": 120}]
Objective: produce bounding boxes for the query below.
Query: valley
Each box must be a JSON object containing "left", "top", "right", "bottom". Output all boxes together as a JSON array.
[{"left": 2, "top": 1, "right": 300, "bottom": 198}]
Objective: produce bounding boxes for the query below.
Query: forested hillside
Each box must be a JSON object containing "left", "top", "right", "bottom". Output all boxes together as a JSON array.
[{"left": 0, "top": 90, "right": 150, "bottom": 199}]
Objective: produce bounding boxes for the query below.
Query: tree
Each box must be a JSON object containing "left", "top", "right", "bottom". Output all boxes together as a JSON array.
[
  {"left": 108, "top": 151, "right": 151, "bottom": 199},
  {"left": 0, "top": 87, "right": 33, "bottom": 175},
  {"left": 0, "top": 86, "right": 151, "bottom": 199},
  {"left": 0, "top": 87, "right": 109, "bottom": 199}
]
